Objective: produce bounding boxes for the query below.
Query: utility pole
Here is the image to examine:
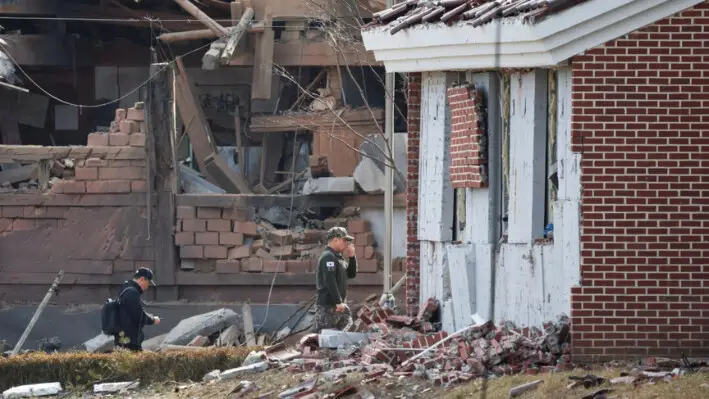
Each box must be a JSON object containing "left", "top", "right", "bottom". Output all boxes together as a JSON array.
[{"left": 383, "top": 0, "right": 395, "bottom": 293}]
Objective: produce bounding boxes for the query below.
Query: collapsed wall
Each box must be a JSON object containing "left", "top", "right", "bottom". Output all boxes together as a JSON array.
[{"left": 0, "top": 106, "right": 150, "bottom": 303}]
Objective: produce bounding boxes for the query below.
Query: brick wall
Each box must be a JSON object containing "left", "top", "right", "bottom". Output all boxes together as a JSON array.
[
  {"left": 406, "top": 73, "right": 422, "bottom": 316},
  {"left": 174, "top": 207, "right": 382, "bottom": 275},
  {"left": 570, "top": 1, "right": 709, "bottom": 360},
  {"left": 0, "top": 105, "right": 152, "bottom": 302},
  {"left": 447, "top": 84, "right": 487, "bottom": 188}
]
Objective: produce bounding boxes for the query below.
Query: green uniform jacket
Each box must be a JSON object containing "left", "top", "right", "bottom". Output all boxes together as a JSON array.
[{"left": 316, "top": 247, "right": 357, "bottom": 307}]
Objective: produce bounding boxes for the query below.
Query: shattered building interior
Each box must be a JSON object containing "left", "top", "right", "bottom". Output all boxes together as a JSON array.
[{"left": 0, "top": 0, "right": 409, "bottom": 304}]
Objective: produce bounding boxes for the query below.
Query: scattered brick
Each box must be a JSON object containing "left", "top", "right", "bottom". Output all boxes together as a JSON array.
[
  {"left": 263, "top": 260, "right": 284, "bottom": 273},
  {"left": 129, "top": 133, "right": 146, "bottom": 147},
  {"left": 195, "top": 232, "right": 219, "bottom": 245},
  {"left": 220, "top": 232, "right": 244, "bottom": 246},
  {"left": 197, "top": 207, "right": 222, "bottom": 219},
  {"left": 51, "top": 181, "right": 86, "bottom": 194},
  {"left": 175, "top": 232, "right": 195, "bottom": 246},
  {"left": 181, "top": 219, "right": 207, "bottom": 232},
  {"left": 234, "top": 221, "right": 260, "bottom": 236},
  {"left": 357, "top": 259, "right": 378, "bottom": 273},
  {"left": 204, "top": 245, "right": 228, "bottom": 259},
  {"left": 86, "top": 180, "right": 131, "bottom": 194},
  {"left": 347, "top": 219, "right": 370, "bottom": 234},
  {"left": 127, "top": 107, "right": 145, "bottom": 121},
  {"left": 176, "top": 206, "right": 196, "bottom": 219},
  {"left": 87, "top": 133, "right": 108, "bottom": 146},
  {"left": 241, "top": 257, "right": 263, "bottom": 272},
  {"left": 74, "top": 167, "right": 98, "bottom": 181},
  {"left": 180, "top": 245, "right": 203, "bottom": 259},
  {"left": 207, "top": 219, "right": 231, "bottom": 232},
  {"left": 115, "top": 109, "right": 127, "bottom": 121},
  {"left": 131, "top": 180, "right": 146, "bottom": 192},
  {"left": 108, "top": 133, "right": 131, "bottom": 146},
  {"left": 222, "top": 207, "right": 248, "bottom": 221},
  {"left": 227, "top": 245, "right": 252, "bottom": 259},
  {"left": 355, "top": 232, "right": 374, "bottom": 246},
  {"left": 216, "top": 259, "right": 241, "bottom": 273},
  {"left": 119, "top": 119, "right": 139, "bottom": 134},
  {"left": 286, "top": 260, "right": 310, "bottom": 273}
]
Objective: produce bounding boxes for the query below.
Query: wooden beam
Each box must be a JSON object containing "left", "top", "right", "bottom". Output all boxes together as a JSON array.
[
  {"left": 173, "top": 58, "right": 217, "bottom": 181},
  {"left": 173, "top": 0, "right": 229, "bottom": 37},
  {"left": 219, "top": 7, "right": 254, "bottom": 65},
  {"left": 157, "top": 24, "right": 264, "bottom": 43},
  {"left": 0, "top": 0, "right": 59, "bottom": 14},
  {"left": 251, "top": 7, "right": 274, "bottom": 100},
  {"left": 147, "top": 62, "right": 179, "bottom": 299},
  {"left": 0, "top": 193, "right": 149, "bottom": 207},
  {"left": 249, "top": 108, "right": 384, "bottom": 133},
  {"left": 230, "top": 40, "right": 379, "bottom": 67},
  {"left": 231, "top": 1, "right": 248, "bottom": 53},
  {"left": 289, "top": 69, "right": 327, "bottom": 111}
]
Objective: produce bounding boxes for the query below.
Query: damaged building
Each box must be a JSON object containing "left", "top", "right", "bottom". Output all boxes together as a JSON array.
[
  {"left": 362, "top": 0, "right": 709, "bottom": 360},
  {"left": 0, "top": 0, "right": 408, "bottom": 306}
]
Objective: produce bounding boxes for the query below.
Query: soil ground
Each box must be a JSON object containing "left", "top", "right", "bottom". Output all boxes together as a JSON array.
[{"left": 62, "top": 366, "right": 709, "bottom": 398}]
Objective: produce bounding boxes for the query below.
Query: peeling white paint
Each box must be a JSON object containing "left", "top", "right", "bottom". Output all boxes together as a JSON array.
[
  {"left": 418, "top": 72, "right": 454, "bottom": 242},
  {"left": 417, "top": 67, "right": 580, "bottom": 330},
  {"left": 361, "top": 0, "right": 704, "bottom": 72}
]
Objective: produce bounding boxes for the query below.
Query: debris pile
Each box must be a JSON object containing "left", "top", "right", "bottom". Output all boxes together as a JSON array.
[{"left": 176, "top": 204, "right": 387, "bottom": 274}]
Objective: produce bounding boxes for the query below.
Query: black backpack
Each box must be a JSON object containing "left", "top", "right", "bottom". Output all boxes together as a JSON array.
[{"left": 101, "top": 288, "right": 132, "bottom": 335}]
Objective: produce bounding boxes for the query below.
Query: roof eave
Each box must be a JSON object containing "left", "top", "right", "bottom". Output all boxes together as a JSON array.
[{"left": 362, "top": 0, "right": 703, "bottom": 73}]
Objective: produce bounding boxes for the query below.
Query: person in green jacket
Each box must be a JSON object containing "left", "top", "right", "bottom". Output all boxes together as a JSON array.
[{"left": 313, "top": 226, "right": 357, "bottom": 332}]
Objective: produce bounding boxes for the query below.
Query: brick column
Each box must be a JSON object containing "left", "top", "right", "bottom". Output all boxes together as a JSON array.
[{"left": 406, "top": 73, "right": 422, "bottom": 316}]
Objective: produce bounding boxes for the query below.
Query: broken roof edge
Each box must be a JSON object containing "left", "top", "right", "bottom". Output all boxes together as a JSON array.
[{"left": 362, "top": 0, "right": 703, "bottom": 73}]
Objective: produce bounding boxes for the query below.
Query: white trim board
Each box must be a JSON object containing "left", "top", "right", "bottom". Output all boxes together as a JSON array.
[{"left": 361, "top": 0, "right": 703, "bottom": 72}]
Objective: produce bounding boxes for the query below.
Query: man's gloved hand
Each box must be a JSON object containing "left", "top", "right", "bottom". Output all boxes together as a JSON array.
[
  {"left": 154, "top": 316, "right": 161, "bottom": 325},
  {"left": 336, "top": 303, "right": 348, "bottom": 313},
  {"left": 345, "top": 243, "right": 356, "bottom": 258}
]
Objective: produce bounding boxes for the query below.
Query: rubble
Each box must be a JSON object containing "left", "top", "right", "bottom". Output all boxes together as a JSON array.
[
  {"left": 93, "top": 381, "right": 139, "bottom": 394},
  {"left": 2, "top": 382, "right": 62, "bottom": 399},
  {"left": 83, "top": 333, "right": 114, "bottom": 353},
  {"left": 162, "top": 308, "right": 241, "bottom": 346},
  {"left": 219, "top": 361, "right": 269, "bottom": 381},
  {"left": 301, "top": 177, "right": 356, "bottom": 195}
]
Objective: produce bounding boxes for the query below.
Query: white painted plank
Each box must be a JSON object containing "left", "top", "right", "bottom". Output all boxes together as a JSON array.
[
  {"left": 446, "top": 244, "right": 476, "bottom": 330},
  {"left": 507, "top": 71, "right": 547, "bottom": 243},
  {"left": 556, "top": 66, "right": 581, "bottom": 202},
  {"left": 418, "top": 72, "right": 454, "bottom": 242},
  {"left": 474, "top": 243, "right": 493, "bottom": 321}
]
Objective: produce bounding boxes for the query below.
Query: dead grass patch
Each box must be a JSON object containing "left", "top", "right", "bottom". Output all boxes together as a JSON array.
[{"left": 0, "top": 347, "right": 256, "bottom": 392}]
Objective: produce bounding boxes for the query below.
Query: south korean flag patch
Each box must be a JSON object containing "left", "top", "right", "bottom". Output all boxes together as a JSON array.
[{"left": 326, "top": 261, "right": 336, "bottom": 270}]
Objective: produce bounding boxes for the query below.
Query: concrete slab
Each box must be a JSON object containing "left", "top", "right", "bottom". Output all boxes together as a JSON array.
[
  {"left": 301, "top": 177, "right": 356, "bottom": 195},
  {"left": 0, "top": 303, "right": 306, "bottom": 351},
  {"left": 162, "top": 308, "right": 240, "bottom": 346}
]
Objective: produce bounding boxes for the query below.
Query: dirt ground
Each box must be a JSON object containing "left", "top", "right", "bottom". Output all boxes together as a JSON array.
[{"left": 64, "top": 366, "right": 709, "bottom": 399}]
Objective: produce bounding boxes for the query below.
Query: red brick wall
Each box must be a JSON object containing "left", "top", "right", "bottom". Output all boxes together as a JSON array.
[
  {"left": 447, "top": 84, "right": 487, "bottom": 188},
  {"left": 406, "top": 73, "right": 422, "bottom": 316},
  {"left": 570, "top": 1, "right": 709, "bottom": 360}
]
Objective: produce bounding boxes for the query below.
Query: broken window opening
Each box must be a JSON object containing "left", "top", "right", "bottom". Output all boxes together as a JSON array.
[
  {"left": 544, "top": 69, "right": 559, "bottom": 239},
  {"left": 500, "top": 73, "right": 511, "bottom": 237}
]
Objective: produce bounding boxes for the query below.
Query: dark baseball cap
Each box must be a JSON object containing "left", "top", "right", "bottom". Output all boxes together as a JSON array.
[
  {"left": 134, "top": 267, "right": 156, "bottom": 286},
  {"left": 327, "top": 226, "right": 354, "bottom": 241}
]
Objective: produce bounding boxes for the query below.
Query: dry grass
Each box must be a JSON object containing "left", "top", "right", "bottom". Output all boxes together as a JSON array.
[
  {"left": 443, "top": 369, "right": 709, "bottom": 399},
  {"left": 0, "top": 347, "right": 256, "bottom": 393}
]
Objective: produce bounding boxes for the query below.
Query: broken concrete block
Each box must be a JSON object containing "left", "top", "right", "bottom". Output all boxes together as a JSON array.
[
  {"left": 358, "top": 133, "right": 406, "bottom": 193},
  {"left": 218, "top": 361, "right": 269, "bottom": 381},
  {"left": 216, "top": 325, "right": 241, "bottom": 347},
  {"left": 302, "top": 177, "right": 356, "bottom": 195},
  {"left": 188, "top": 335, "right": 209, "bottom": 347},
  {"left": 203, "top": 370, "right": 221, "bottom": 382},
  {"left": 163, "top": 308, "right": 241, "bottom": 346},
  {"left": 142, "top": 333, "right": 167, "bottom": 351},
  {"left": 84, "top": 333, "right": 114, "bottom": 353},
  {"left": 93, "top": 381, "right": 139, "bottom": 394},
  {"left": 318, "top": 330, "right": 370, "bottom": 348},
  {"left": 353, "top": 157, "right": 388, "bottom": 194},
  {"left": 3, "top": 382, "right": 62, "bottom": 399},
  {"left": 243, "top": 350, "right": 267, "bottom": 367}
]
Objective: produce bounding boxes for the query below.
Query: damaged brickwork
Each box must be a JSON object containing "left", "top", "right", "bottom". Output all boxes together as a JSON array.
[
  {"left": 447, "top": 83, "right": 488, "bottom": 188},
  {"left": 570, "top": 2, "right": 709, "bottom": 361},
  {"left": 0, "top": 105, "right": 152, "bottom": 303},
  {"left": 405, "top": 73, "right": 422, "bottom": 317}
]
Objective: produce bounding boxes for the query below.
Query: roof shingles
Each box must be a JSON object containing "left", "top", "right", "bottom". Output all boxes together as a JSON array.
[{"left": 365, "top": 0, "right": 591, "bottom": 35}]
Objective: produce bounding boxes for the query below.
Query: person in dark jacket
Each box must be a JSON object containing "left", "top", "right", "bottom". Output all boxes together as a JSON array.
[
  {"left": 114, "top": 267, "right": 160, "bottom": 351},
  {"left": 313, "top": 227, "right": 357, "bottom": 332}
]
